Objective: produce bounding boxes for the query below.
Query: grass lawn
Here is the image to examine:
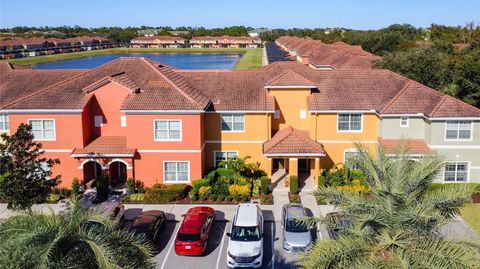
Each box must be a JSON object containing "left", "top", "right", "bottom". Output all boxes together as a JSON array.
[
  {"left": 460, "top": 203, "right": 480, "bottom": 235},
  {"left": 233, "top": 48, "right": 263, "bottom": 69},
  {"left": 2, "top": 47, "right": 263, "bottom": 69}
]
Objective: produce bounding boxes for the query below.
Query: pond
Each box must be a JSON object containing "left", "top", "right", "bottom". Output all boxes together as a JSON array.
[{"left": 33, "top": 53, "right": 243, "bottom": 69}]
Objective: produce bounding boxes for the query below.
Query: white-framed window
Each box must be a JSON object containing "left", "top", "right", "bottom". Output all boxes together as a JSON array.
[
  {"left": 344, "top": 149, "right": 360, "bottom": 170},
  {"left": 337, "top": 113, "right": 362, "bottom": 132},
  {"left": 154, "top": 120, "right": 182, "bottom": 141},
  {"left": 400, "top": 117, "right": 409, "bottom": 127},
  {"left": 94, "top": 116, "right": 103, "bottom": 127},
  {"left": 444, "top": 162, "right": 469, "bottom": 182},
  {"left": 0, "top": 114, "right": 9, "bottom": 132},
  {"left": 221, "top": 113, "right": 244, "bottom": 132},
  {"left": 445, "top": 121, "right": 472, "bottom": 141},
  {"left": 214, "top": 151, "right": 238, "bottom": 167},
  {"left": 120, "top": 116, "right": 127, "bottom": 127},
  {"left": 28, "top": 119, "right": 55, "bottom": 140},
  {"left": 299, "top": 109, "right": 307, "bottom": 119},
  {"left": 163, "top": 161, "right": 189, "bottom": 182}
]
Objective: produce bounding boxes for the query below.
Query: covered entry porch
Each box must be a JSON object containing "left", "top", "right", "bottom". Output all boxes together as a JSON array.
[
  {"left": 72, "top": 136, "right": 136, "bottom": 188},
  {"left": 263, "top": 126, "right": 326, "bottom": 190}
]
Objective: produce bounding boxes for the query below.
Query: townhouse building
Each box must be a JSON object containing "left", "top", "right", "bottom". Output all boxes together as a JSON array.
[
  {"left": 189, "top": 36, "right": 261, "bottom": 48},
  {"left": 130, "top": 36, "right": 187, "bottom": 48},
  {"left": 1, "top": 58, "right": 479, "bottom": 189}
]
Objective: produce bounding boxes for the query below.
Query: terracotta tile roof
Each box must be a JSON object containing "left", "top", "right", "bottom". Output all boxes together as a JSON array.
[
  {"left": 265, "top": 70, "right": 317, "bottom": 87},
  {"left": 2, "top": 58, "right": 479, "bottom": 118},
  {"left": 72, "top": 136, "right": 136, "bottom": 156},
  {"left": 263, "top": 126, "right": 325, "bottom": 156},
  {"left": 131, "top": 36, "right": 185, "bottom": 43},
  {"left": 379, "top": 138, "right": 432, "bottom": 155},
  {"left": 0, "top": 64, "right": 85, "bottom": 108},
  {"left": 2, "top": 57, "right": 210, "bottom": 111}
]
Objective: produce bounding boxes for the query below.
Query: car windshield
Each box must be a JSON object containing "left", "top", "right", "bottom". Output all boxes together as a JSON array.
[
  {"left": 231, "top": 226, "right": 261, "bottom": 242},
  {"left": 177, "top": 233, "right": 201, "bottom": 242},
  {"left": 285, "top": 219, "right": 308, "bottom": 233}
]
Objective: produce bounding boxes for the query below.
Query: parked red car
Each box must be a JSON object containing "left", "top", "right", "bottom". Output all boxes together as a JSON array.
[{"left": 174, "top": 206, "right": 215, "bottom": 256}]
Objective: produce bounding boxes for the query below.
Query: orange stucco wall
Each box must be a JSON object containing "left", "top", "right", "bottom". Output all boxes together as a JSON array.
[{"left": 269, "top": 88, "right": 312, "bottom": 131}]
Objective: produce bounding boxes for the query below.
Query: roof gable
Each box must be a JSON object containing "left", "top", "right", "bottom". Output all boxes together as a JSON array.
[
  {"left": 263, "top": 126, "right": 325, "bottom": 156},
  {"left": 265, "top": 70, "right": 317, "bottom": 88}
]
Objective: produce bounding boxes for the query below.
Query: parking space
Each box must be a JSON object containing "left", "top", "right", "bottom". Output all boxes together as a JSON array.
[{"left": 153, "top": 219, "right": 306, "bottom": 269}]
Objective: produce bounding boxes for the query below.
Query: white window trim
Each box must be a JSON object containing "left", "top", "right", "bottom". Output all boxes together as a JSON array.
[
  {"left": 336, "top": 113, "right": 363, "bottom": 133},
  {"left": 444, "top": 121, "right": 473, "bottom": 142},
  {"left": 0, "top": 114, "right": 9, "bottom": 132},
  {"left": 343, "top": 148, "right": 360, "bottom": 169},
  {"left": 443, "top": 161, "right": 470, "bottom": 183},
  {"left": 400, "top": 117, "right": 409, "bottom": 127},
  {"left": 28, "top": 119, "right": 56, "bottom": 141},
  {"left": 120, "top": 115, "right": 127, "bottom": 127},
  {"left": 213, "top": 150, "right": 239, "bottom": 167},
  {"left": 220, "top": 113, "right": 245, "bottom": 133},
  {"left": 153, "top": 119, "right": 182, "bottom": 141},
  {"left": 162, "top": 160, "right": 190, "bottom": 183}
]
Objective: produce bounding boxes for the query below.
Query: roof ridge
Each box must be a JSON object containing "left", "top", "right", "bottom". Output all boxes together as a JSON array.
[
  {"left": 264, "top": 126, "right": 293, "bottom": 152},
  {"left": 380, "top": 80, "right": 413, "bottom": 113},
  {"left": 141, "top": 58, "right": 209, "bottom": 110},
  {"left": 1, "top": 57, "right": 128, "bottom": 109}
]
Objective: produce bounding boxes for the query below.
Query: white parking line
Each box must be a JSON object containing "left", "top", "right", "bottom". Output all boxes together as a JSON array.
[
  {"left": 160, "top": 222, "right": 180, "bottom": 269},
  {"left": 215, "top": 222, "right": 229, "bottom": 269},
  {"left": 271, "top": 222, "right": 275, "bottom": 269}
]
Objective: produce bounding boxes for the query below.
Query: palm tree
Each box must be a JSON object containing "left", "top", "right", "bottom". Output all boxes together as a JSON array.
[
  {"left": 302, "top": 144, "right": 480, "bottom": 269},
  {"left": 0, "top": 200, "right": 154, "bottom": 269}
]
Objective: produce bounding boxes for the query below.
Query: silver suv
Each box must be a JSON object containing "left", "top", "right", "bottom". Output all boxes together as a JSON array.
[{"left": 281, "top": 203, "right": 312, "bottom": 253}]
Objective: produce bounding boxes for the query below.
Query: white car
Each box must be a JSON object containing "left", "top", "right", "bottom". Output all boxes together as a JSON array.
[{"left": 226, "top": 203, "right": 264, "bottom": 268}]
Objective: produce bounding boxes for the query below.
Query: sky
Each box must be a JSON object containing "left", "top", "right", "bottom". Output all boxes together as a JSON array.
[{"left": 0, "top": 0, "right": 479, "bottom": 30}]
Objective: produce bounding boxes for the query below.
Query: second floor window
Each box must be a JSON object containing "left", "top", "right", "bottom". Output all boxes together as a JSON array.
[
  {"left": 221, "top": 114, "right": 244, "bottom": 132},
  {"left": 0, "top": 114, "right": 9, "bottom": 132},
  {"left": 337, "top": 113, "right": 362, "bottom": 131},
  {"left": 400, "top": 116, "right": 409, "bottom": 127},
  {"left": 154, "top": 120, "right": 181, "bottom": 141},
  {"left": 29, "top": 119, "right": 55, "bottom": 140},
  {"left": 445, "top": 121, "right": 471, "bottom": 140}
]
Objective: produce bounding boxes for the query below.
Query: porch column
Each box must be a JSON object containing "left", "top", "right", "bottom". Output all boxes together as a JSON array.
[
  {"left": 266, "top": 158, "right": 272, "bottom": 178},
  {"left": 314, "top": 158, "right": 320, "bottom": 184},
  {"left": 288, "top": 158, "right": 298, "bottom": 177}
]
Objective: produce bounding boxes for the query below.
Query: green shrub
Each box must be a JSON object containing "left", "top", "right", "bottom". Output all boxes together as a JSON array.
[
  {"left": 318, "top": 175, "right": 326, "bottom": 188},
  {"left": 236, "top": 176, "right": 251, "bottom": 186},
  {"left": 71, "top": 178, "right": 80, "bottom": 198},
  {"left": 260, "top": 176, "right": 270, "bottom": 194},
  {"left": 216, "top": 195, "right": 225, "bottom": 202},
  {"left": 51, "top": 187, "right": 60, "bottom": 195},
  {"left": 95, "top": 175, "right": 109, "bottom": 203},
  {"left": 289, "top": 193, "right": 301, "bottom": 203},
  {"left": 229, "top": 184, "right": 251, "bottom": 201},
  {"left": 212, "top": 180, "right": 230, "bottom": 196},
  {"left": 58, "top": 187, "right": 70, "bottom": 199},
  {"left": 145, "top": 184, "right": 189, "bottom": 203},
  {"left": 135, "top": 180, "right": 145, "bottom": 193},
  {"left": 290, "top": 175, "right": 299, "bottom": 194},
  {"left": 190, "top": 178, "right": 211, "bottom": 198},
  {"left": 199, "top": 186, "right": 212, "bottom": 201},
  {"left": 217, "top": 168, "right": 235, "bottom": 182},
  {"left": 47, "top": 193, "right": 60, "bottom": 203},
  {"left": 126, "top": 178, "right": 136, "bottom": 194},
  {"left": 206, "top": 170, "right": 217, "bottom": 181},
  {"left": 130, "top": 193, "right": 145, "bottom": 202},
  {"left": 252, "top": 179, "right": 261, "bottom": 196}
]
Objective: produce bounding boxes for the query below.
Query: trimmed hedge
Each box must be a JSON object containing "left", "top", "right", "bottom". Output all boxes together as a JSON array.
[
  {"left": 290, "top": 175, "right": 299, "bottom": 194},
  {"left": 190, "top": 178, "right": 211, "bottom": 197},
  {"left": 145, "top": 184, "right": 189, "bottom": 203},
  {"left": 260, "top": 176, "right": 270, "bottom": 194}
]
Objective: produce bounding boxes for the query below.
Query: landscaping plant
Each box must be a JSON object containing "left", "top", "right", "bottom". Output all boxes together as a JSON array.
[
  {"left": 289, "top": 175, "right": 299, "bottom": 194},
  {"left": 301, "top": 145, "right": 480, "bottom": 269},
  {"left": 0, "top": 123, "right": 60, "bottom": 210},
  {"left": 71, "top": 178, "right": 80, "bottom": 198},
  {"left": 0, "top": 200, "right": 154, "bottom": 268}
]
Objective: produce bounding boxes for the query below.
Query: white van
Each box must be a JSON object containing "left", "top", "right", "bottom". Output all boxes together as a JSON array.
[{"left": 226, "top": 203, "right": 264, "bottom": 268}]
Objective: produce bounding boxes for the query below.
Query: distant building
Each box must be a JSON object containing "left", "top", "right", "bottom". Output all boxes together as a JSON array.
[
  {"left": 169, "top": 31, "right": 189, "bottom": 36},
  {"left": 130, "top": 36, "right": 187, "bottom": 48},
  {"left": 137, "top": 29, "right": 161, "bottom": 37},
  {"left": 248, "top": 28, "right": 272, "bottom": 37},
  {"left": 190, "top": 35, "right": 261, "bottom": 48}
]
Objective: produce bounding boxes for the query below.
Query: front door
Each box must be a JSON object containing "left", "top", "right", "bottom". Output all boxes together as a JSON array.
[
  {"left": 272, "top": 158, "right": 285, "bottom": 171},
  {"left": 298, "top": 159, "right": 309, "bottom": 173}
]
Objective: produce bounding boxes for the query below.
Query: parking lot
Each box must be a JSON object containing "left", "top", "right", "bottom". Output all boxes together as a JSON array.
[{"left": 149, "top": 211, "right": 312, "bottom": 269}]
